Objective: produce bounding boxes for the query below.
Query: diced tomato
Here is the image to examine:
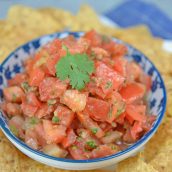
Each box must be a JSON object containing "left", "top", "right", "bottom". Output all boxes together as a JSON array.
[
  {"left": 46, "top": 39, "right": 62, "bottom": 55},
  {"left": 87, "top": 80, "right": 106, "bottom": 99},
  {"left": 101, "top": 131, "right": 122, "bottom": 144},
  {"left": 62, "top": 128, "right": 77, "bottom": 148},
  {"left": 8, "top": 73, "right": 28, "bottom": 86},
  {"left": 60, "top": 90, "right": 87, "bottom": 112},
  {"left": 77, "top": 37, "right": 90, "bottom": 52},
  {"left": 26, "top": 92, "right": 42, "bottom": 107},
  {"left": 96, "top": 62, "right": 125, "bottom": 94},
  {"left": 125, "top": 114, "right": 134, "bottom": 125},
  {"left": 25, "top": 129, "right": 39, "bottom": 150},
  {"left": 8, "top": 116, "right": 25, "bottom": 139},
  {"left": 39, "top": 77, "right": 67, "bottom": 101},
  {"left": 101, "top": 41, "right": 115, "bottom": 55},
  {"left": 99, "top": 122, "right": 114, "bottom": 132},
  {"left": 4, "top": 103, "right": 22, "bottom": 116},
  {"left": 84, "top": 97, "right": 110, "bottom": 122},
  {"left": 84, "top": 30, "right": 102, "bottom": 47},
  {"left": 46, "top": 54, "right": 61, "bottom": 76},
  {"left": 43, "top": 144, "right": 68, "bottom": 158},
  {"left": 21, "top": 102, "right": 38, "bottom": 117},
  {"left": 113, "top": 58, "right": 127, "bottom": 77},
  {"left": 115, "top": 112, "right": 126, "bottom": 125},
  {"left": 69, "top": 145, "right": 88, "bottom": 160},
  {"left": 91, "top": 145, "right": 114, "bottom": 158},
  {"left": 126, "top": 105, "right": 146, "bottom": 122},
  {"left": 110, "top": 92, "right": 126, "bottom": 113},
  {"left": 120, "top": 83, "right": 146, "bottom": 104},
  {"left": 130, "top": 121, "right": 143, "bottom": 140},
  {"left": 112, "top": 43, "right": 127, "bottom": 58},
  {"left": 43, "top": 120, "right": 66, "bottom": 144},
  {"left": 25, "top": 58, "right": 35, "bottom": 73},
  {"left": 139, "top": 73, "right": 152, "bottom": 91},
  {"left": 91, "top": 47, "right": 109, "bottom": 59},
  {"left": 36, "top": 103, "right": 55, "bottom": 118},
  {"left": 71, "top": 117, "right": 83, "bottom": 129},
  {"left": 77, "top": 112, "right": 105, "bottom": 138},
  {"left": 34, "top": 123, "right": 47, "bottom": 147},
  {"left": 123, "top": 129, "right": 134, "bottom": 143},
  {"left": 62, "top": 35, "right": 85, "bottom": 54},
  {"left": 29, "top": 67, "right": 45, "bottom": 87},
  {"left": 3, "top": 86, "right": 25, "bottom": 103},
  {"left": 76, "top": 129, "right": 101, "bottom": 146},
  {"left": 126, "top": 62, "right": 142, "bottom": 82},
  {"left": 53, "top": 105, "right": 74, "bottom": 127}
]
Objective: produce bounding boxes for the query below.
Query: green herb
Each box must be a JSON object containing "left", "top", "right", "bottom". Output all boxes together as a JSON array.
[
  {"left": 105, "top": 81, "right": 112, "bottom": 89},
  {"left": 90, "top": 51, "right": 96, "bottom": 60},
  {"left": 9, "top": 125, "right": 18, "bottom": 136},
  {"left": 91, "top": 128, "right": 98, "bottom": 134},
  {"left": 105, "top": 131, "right": 111, "bottom": 137},
  {"left": 90, "top": 78, "right": 96, "bottom": 83},
  {"left": 111, "top": 145, "right": 117, "bottom": 150},
  {"left": 71, "top": 145, "right": 77, "bottom": 150},
  {"left": 47, "top": 99, "right": 56, "bottom": 106},
  {"left": 62, "top": 44, "right": 68, "bottom": 50},
  {"left": 78, "top": 131, "right": 83, "bottom": 137},
  {"left": 76, "top": 136, "right": 82, "bottom": 141},
  {"left": 56, "top": 48, "right": 94, "bottom": 90},
  {"left": 101, "top": 35, "right": 110, "bottom": 43},
  {"left": 52, "top": 116, "right": 60, "bottom": 123},
  {"left": 30, "top": 117, "right": 40, "bottom": 125},
  {"left": 12, "top": 94, "right": 17, "bottom": 102},
  {"left": 116, "top": 109, "right": 123, "bottom": 117},
  {"left": 116, "top": 104, "right": 125, "bottom": 118},
  {"left": 21, "top": 82, "right": 30, "bottom": 92},
  {"left": 86, "top": 140, "right": 97, "bottom": 149}
]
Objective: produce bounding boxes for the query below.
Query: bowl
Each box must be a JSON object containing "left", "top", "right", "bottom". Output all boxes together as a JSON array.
[{"left": 0, "top": 32, "right": 167, "bottom": 170}]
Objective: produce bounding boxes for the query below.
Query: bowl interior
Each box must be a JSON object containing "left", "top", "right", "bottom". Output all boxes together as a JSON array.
[{"left": 0, "top": 32, "right": 166, "bottom": 163}]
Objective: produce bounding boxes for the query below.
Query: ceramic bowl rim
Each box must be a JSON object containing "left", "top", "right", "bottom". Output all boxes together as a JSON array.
[{"left": 0, "top": 31, "right": 167, "bottom": 163}]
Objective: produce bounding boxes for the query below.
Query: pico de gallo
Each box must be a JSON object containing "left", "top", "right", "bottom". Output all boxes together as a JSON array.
[{"left": 0, "top": 30, "right": 155, "bottom": 160}]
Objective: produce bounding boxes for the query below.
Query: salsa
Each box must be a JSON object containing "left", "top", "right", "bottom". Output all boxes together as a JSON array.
[{"left": 0, "top": 30, "right": 155, "bottom": 160}]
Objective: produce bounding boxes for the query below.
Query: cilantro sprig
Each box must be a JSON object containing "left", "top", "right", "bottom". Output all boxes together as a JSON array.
[{"left": 56, "top": 47, "right": 94, "bottom": 90}]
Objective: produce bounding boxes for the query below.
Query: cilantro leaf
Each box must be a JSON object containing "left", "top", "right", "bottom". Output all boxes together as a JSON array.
[
  {"left": 52, "top": 116, "right": 60, "bottom": 123},
  {"left": 56, "top": 49, "right": 94, "bottom": 90},
  {"left": 86, "top": 140, "right": 97, "bottom": 149},
  {"left": 91, "top": 128, "right": 98, "bottom": 134}
]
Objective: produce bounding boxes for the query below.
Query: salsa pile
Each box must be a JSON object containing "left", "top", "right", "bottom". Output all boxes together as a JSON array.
[{"left": 1, "top": 30, "right": 155, "bottom": 160}]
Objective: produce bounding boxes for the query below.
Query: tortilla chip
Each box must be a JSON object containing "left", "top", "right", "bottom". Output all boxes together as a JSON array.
[
  {"left": 125, "top": 25, "right": 152, "bottom": 37},
  {"left": 162, "top": 75, "right": 172, "bottom": 117},
  {"left": 116, "top": 154, "right": 158, "bottom": 172},
  {"left": 0, "top": 20, "right": 6, "bottom": 29},
  {"left": 7, "top": 5, "right": 64, "bottom": 35},
  {"left": 0, "top": 135, "right": 20, "bottom": 172},
  {"left": 143, "top": 118, "right": 172, "bottom": 162},
  {"left": 150, "top": 151, "right": 172, "bottom": 172},
  {"left": 18, "top": 151, "right": 109, "bottom": 172},
  {"left": 70, "top": 5, "right": 115, "bottom": 35},
  {"left": 39, "top": 7, "right": 74, "bottom": 28}
]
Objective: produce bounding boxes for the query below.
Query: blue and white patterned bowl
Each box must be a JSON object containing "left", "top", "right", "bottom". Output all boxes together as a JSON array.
[{"left": 0, "top": 32, "right": 166, "bottom": 170}]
